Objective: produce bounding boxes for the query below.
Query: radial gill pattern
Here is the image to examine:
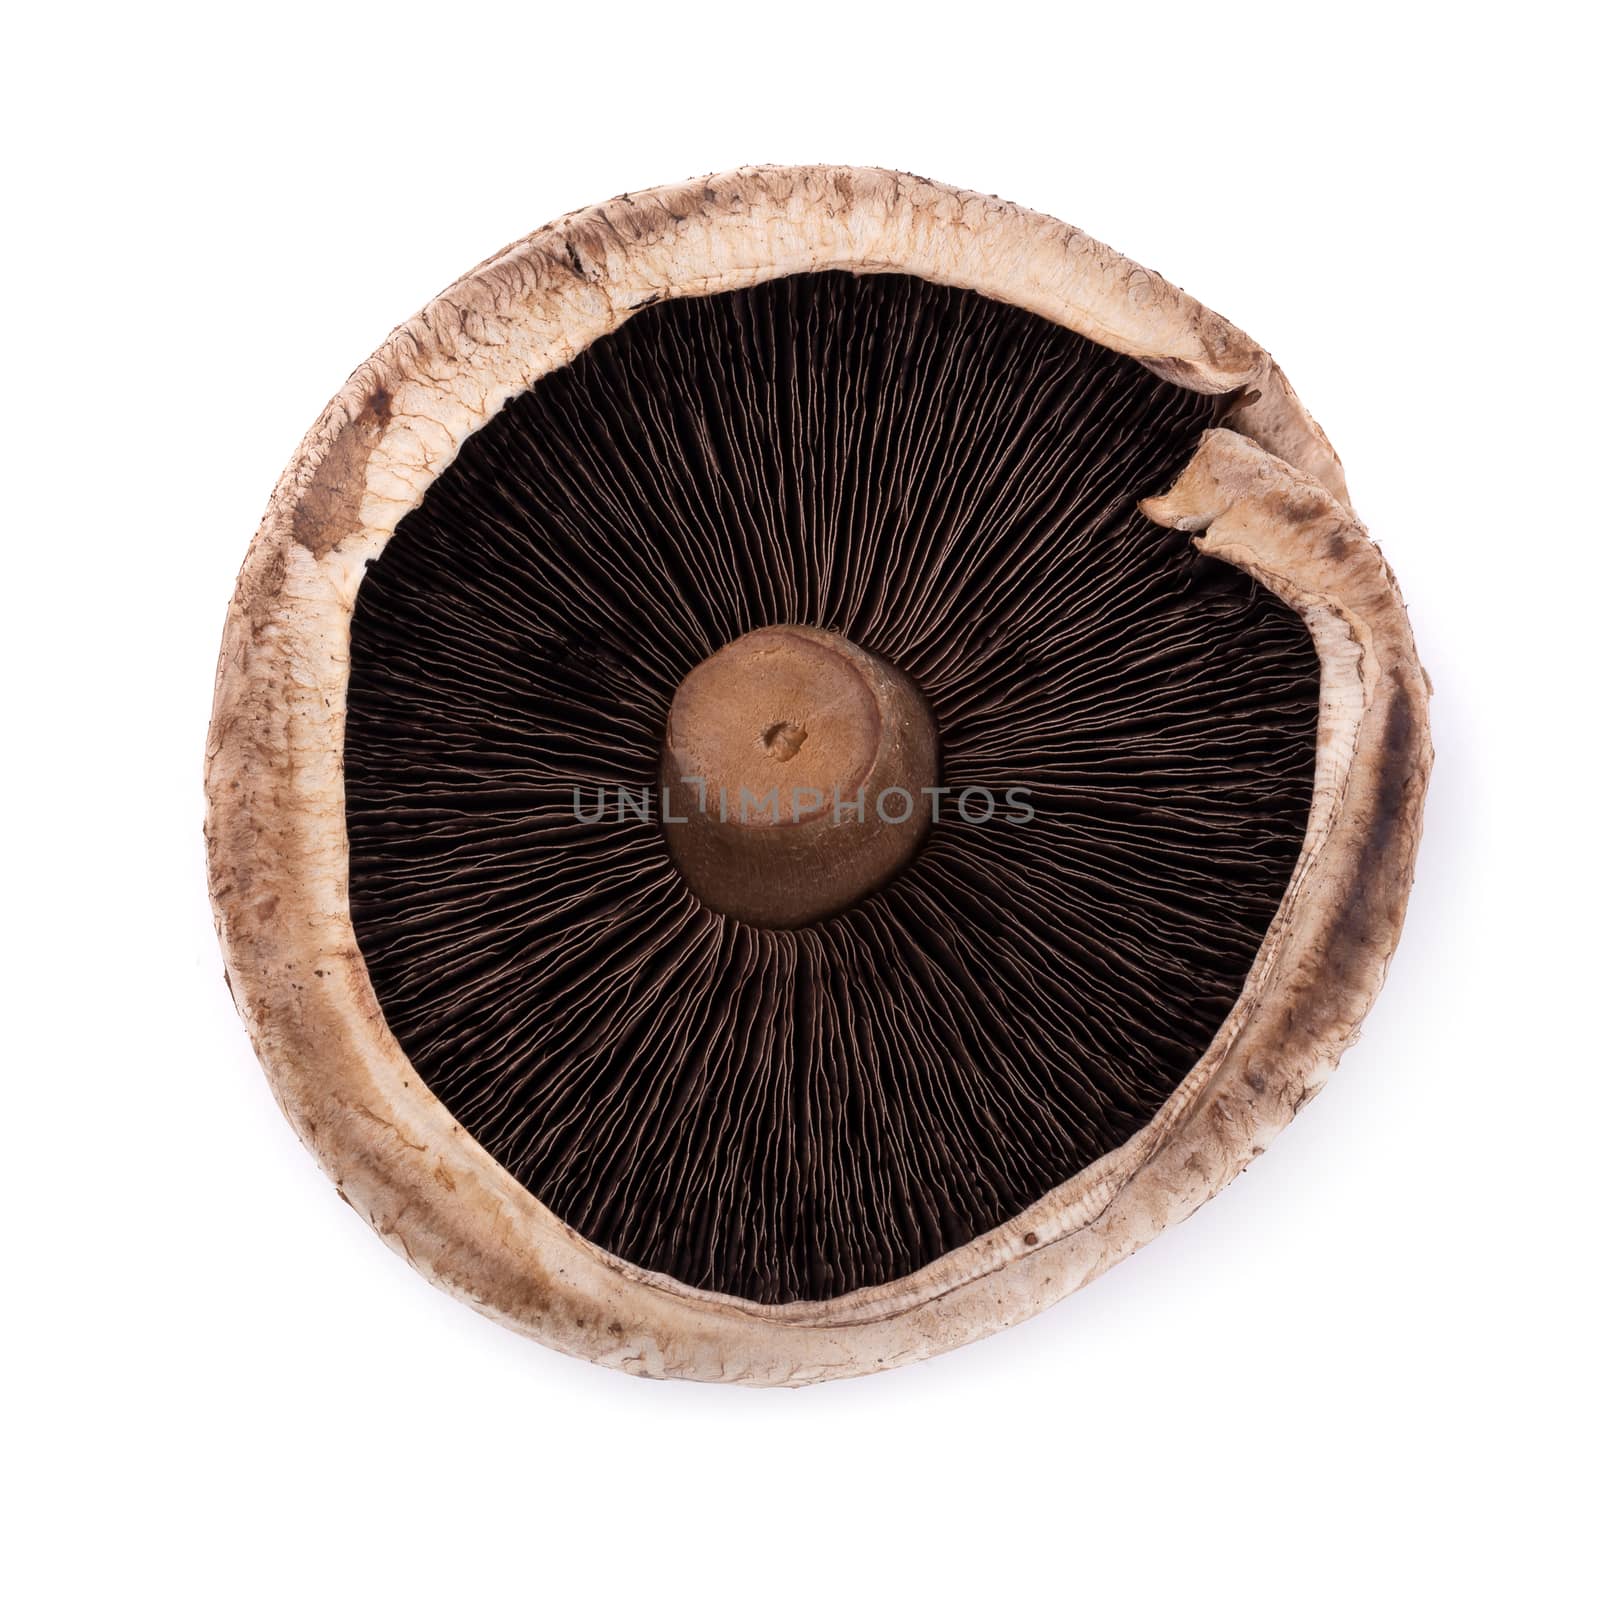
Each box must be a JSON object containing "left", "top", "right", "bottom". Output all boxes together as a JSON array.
[{"left": 345, "top": 270, "right": 1320, "bottom": 1305}]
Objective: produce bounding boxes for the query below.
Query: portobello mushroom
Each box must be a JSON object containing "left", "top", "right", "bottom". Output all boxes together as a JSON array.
[{"left": 206, "top": 165, "right": 1431, "bottom": 1383}]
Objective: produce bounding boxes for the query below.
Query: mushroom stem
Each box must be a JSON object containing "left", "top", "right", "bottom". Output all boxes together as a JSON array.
[{"left": 660, "top": 626, "right": 938, "bottom": 927}]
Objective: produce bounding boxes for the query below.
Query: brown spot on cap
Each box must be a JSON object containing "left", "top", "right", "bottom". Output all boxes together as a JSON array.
[{"left": 292, "top": 388, "right": 392, "bottom": 557}]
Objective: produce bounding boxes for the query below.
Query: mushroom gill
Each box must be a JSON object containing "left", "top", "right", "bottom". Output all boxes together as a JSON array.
[{"left": 344, "top": 269, "right": 1319, "bottom": 1305}]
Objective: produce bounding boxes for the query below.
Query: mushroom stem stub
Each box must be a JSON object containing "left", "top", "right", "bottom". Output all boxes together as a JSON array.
[{"left": 660, "top": 625, "right": 938, "bottom": 927}]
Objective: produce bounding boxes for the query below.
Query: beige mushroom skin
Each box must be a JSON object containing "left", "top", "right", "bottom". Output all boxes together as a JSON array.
[{"left": 206, "top": 166, "right": 1431, "bottom": 1384}]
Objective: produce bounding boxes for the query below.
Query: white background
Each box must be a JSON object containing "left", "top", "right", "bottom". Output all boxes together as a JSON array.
[{"left": 6, "top": 4, "right": 1593, "bottom": 1595}]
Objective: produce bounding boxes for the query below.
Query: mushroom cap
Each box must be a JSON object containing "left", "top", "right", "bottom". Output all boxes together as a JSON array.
[{"left": 206, "top": 166, "right": 1431, "bottom": 1384}]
